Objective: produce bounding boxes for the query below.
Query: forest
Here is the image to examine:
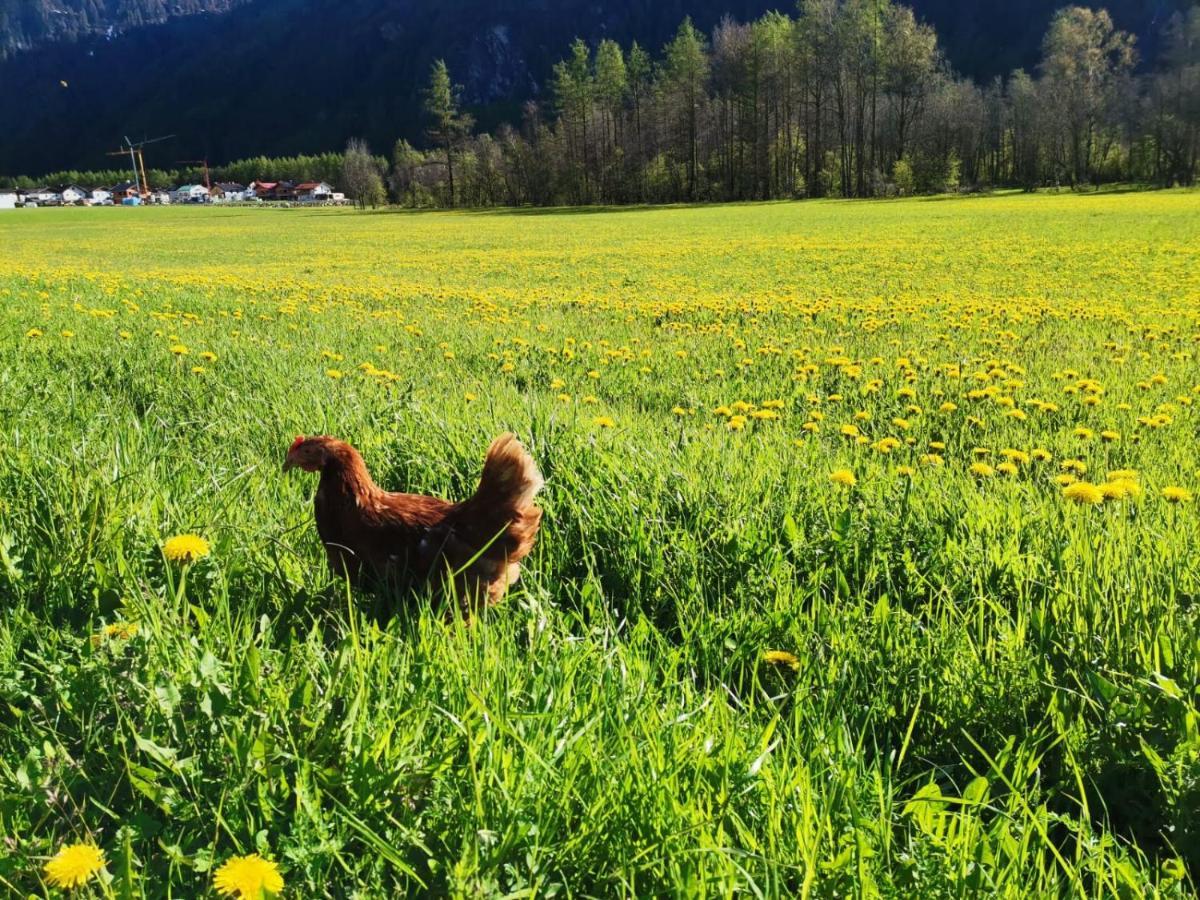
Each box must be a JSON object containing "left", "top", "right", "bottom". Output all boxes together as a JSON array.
[{"left": 5, "top": 3, "right": 1198, "bottom": 207}]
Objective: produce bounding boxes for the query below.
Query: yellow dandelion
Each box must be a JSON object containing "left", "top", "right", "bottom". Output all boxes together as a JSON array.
[
  {"left": 592, "top": 416, "right": 615, "bottom": 429},
  {"left": 763, "top": 650, "right": 800, "bottom": 672},
  {"left": 997, "top": 462, "right": 1019, "bottom": 477},
  {"left": 1063, "top": 482, "right": 1105, "bottom": 505},
  {"left": 213, "top": 853, "right": 284, "bottom": 899},
  {"left": 1101, "top": 479, "right": 1141, "bottom": 501},
  {"left": 200, "top": 351, "right": 218, "bottom": 362},
  {"left": 26, "top": 328, "right": 43, "bottom": 338},
  {"left": 170, "top": 344, "right": 189, "bottom": 356},
  {"left": 1162, "top": 486, "right": 1193, "bottom": 504},
  {"left": 464, "top": 392, "right": 478, "bottom": 402},
  {"left": 969, "top": 462, "right": 995, "bottom": 478},
  {"left": 895, "top": 465, "right": 915, "bottom": 478},
  {"left": 727, "top": 415, "right": 747, "bottom": 431},
  {"left": 325, "top": 369, "right": 343, "bottom": 379},
  {"left": 162, "top": 534, "right": 210, "bottom": 564},
  {"left": 830, "top": 469, "right": 857, "bottom": 488},
  {"left": 44, "top": 843, "right": 106, "bottom": 889}
]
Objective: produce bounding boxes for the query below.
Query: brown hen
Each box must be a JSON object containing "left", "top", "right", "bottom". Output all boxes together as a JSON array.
[{"left": 284, "top": 433, "right": 543, "bottom": 613}]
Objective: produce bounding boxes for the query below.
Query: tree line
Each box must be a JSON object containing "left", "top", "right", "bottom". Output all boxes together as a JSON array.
[
  {"left": 0, "top": 152, "right": 355, "bottom": 194},
  {"left": 381, "top": 2, "right": 1197, "bottom": 207},
  {"left": 5, "top": 3, "right": 1197, "bottom": 207}
]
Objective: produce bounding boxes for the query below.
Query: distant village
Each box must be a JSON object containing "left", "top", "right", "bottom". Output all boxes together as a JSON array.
[{"left": 0, "top": 180, "right": 347, "bottom": 209}]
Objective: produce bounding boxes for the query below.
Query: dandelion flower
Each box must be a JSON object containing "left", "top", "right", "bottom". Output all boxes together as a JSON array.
[
  {"left": 763, "top": 650, "right": 800, "bottom": 672},
  {"left": 162, "top": 534, "right": 210, "bottom": 564},
  {"left": 213, "top": 854, "right": 284, "bottom": 898},
  {"left": 830, "top": 469, "right": 857, "bottom": 488},
  {"left": 44, "top": 843, "right": 105, "bottom": 889},
  {"left": 26, "top": 328, "right": 43, "bottom": 338},
  {"left": 996, "top": 462, "right": 1019, "bottom": 477},
  {"left": 325, "top": 369, "right": 343, "bottom": 379},
  {"left": 592, "top": 416, "right": 615, "bottom": 429},
  {"left": 969, "top": 462, "right": 995, "bottom": 478},
  {"left": 1063, "top": 483, "right": 1104, "bottom": 505},
  {"left": 1162, "top": 486, "right": 1193, "bottom": 504},
  {"left": 895, "top": 465, "right": 915, "bottom": 478},
  {"left": 170, "top": 344, "right": 189, "bottom": 356},
  {"left": 1101, "top": 479, "right": 1141, "bottom": 501}
]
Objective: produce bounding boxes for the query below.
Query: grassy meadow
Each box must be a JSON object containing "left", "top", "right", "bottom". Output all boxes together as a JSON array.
[{"left": 1, "top": 191, "right": 1200, "bottom": 896}]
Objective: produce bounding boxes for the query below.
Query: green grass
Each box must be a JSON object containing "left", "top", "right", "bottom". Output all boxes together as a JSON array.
[{"left": 1, "top": 191, "right": 1199, "bottom": 896}]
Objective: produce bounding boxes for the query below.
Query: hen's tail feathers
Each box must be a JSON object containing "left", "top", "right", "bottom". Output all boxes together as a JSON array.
[
  {"left": 457, "top": 433, "right": 544, "bottom": 571},
  {"left": 478, "top": 433, "right": 545, "bottom": 516}
]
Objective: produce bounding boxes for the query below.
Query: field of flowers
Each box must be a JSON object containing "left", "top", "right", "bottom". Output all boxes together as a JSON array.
[{"left": 1, "top": 191, "right": 1199, "bottom": 896}]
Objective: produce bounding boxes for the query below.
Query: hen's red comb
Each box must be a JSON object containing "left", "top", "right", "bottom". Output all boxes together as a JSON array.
[{"left": 290, "top": 435, "right": 306, "bottom": 451}]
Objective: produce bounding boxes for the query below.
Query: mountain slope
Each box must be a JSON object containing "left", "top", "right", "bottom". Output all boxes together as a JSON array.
[
  {"left": 0, "top": 0, "right": 251, "bottom": 56},
  {"left": 0, "top": 0, "right": 1190, "bottom": 176}
]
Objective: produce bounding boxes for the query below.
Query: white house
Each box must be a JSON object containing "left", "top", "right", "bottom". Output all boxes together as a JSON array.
[
  {"left": 210, "top": 182, "right": 245, "bottom": 202},
  {"left": 171, "top": 184, "right": 210, "bottom": 204},
  {"left": 90, "top": 188, "right": 112, "bottom": 205},
  {"left": 58, "top": 185, "right": 88, "bottom": 205},
  {"left": 0, "top": 191, "right": 17, "bottom": 210},
  {"left": 150, "top": 190, "right": 172, "bottom": 205},
  {"left": 295, "top": 181, "right": 334, "bottom": 203}
]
